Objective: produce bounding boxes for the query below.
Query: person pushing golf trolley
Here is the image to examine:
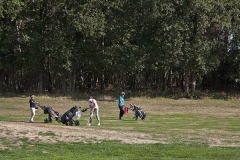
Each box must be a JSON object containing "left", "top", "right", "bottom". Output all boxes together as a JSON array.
[{"left": 87, "top": 96, "right": 100, "bottom": 126}]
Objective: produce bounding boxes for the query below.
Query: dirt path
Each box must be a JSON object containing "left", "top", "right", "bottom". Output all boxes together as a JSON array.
[{"left": 0, "top": 121, "right": 162, "bottom": 145}]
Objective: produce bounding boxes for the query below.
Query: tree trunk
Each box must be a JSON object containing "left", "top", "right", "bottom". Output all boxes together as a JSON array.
[
  {"left": 190, "top": 71, "right": 196, "bottom": 93},
  {"left": 101, "top": 71, "right": 104, "bottom": 91},
  {"left": 62, "top": 74, "right": 67, "bottom": 95},
  {"left": 167, "top": 69, "right": 172, "bottom": 90},
  {"left": 0, "top": 69, "right": 4, "bottom": 93},
  {"left": 68, "top": 71, "right": 72, "bottom": 94},
  {"left": 161, "top": 68, "right": 167, "bottom": 91},
  {"left": 47, "top": 58, "right": 52, "bottom": 93},
  {"left": 72, "top": 67, "right": 76, "bottom": 93},
  {"left": 184, "top": 69, "right": 190, "bottom": 96},
  {"left": 39, "top": 72, "right": 43, "bottom": 94}
]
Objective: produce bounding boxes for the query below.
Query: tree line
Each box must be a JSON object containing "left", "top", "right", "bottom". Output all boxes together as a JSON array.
[{"left": 0, "top": 0, "right": 240, "bottom": 95}]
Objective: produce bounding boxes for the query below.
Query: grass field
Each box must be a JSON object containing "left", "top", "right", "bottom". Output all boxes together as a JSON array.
[{"left": 1, "top": 93, "right": 240, "bottom": 159}]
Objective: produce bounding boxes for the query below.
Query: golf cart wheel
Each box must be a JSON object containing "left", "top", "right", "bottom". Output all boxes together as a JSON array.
[
  {"left": 69, "top": 120, "right": 74, "bottom": 126},
  {"left": 75, "top": 120, "right": 80, "bottom": 126},
  {"left": 44, "top": 118, "right": 49, "bottom": 123}
]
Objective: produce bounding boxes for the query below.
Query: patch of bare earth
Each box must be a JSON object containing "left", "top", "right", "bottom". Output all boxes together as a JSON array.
[
  {"left": 0, "top": 121, "right": 162, "bottom": 145},
  {"left": 1, "top": 121, "right": 240, "bottom": 148}
]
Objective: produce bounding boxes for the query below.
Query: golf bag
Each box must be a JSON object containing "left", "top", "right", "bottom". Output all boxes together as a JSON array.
[
  {"left": 61, "top": 106, "right": 89, "bottom": 126},
  {"left": 40, "top": 105, "right": 60, "bottom": 123},
  {"left": 61, "top": 106, "right": 79, "bottom": 126},
  {"left": 129, "top": 104, "right": 146, "bottom": 120}
]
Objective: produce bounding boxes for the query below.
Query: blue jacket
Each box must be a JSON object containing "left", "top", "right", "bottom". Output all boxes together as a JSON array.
[{"left": 118, "top": 95, "right": 124, "bottom": 107}]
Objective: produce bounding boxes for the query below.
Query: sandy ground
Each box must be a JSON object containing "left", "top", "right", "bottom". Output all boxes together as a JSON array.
[
  {"left": 1, "top": 120, "right": 240, "bottom": 148},
  {"left": 0, "top": 121, "right": 162, "bottom": 147}
]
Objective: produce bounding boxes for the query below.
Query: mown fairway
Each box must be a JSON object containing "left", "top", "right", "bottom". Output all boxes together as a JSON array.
[{"left": 1, "top": 94, "right": 240, "bottom": 159}]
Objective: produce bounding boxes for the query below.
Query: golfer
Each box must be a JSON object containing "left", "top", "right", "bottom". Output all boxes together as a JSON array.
[
  {"left": 29, "top": 94, "right": 38, "bottom": 123},
  {"left": 87, "top": 96, "right": 100, "bottom": 126},
  {"left": 118, "top": 92, "right": 125, "bottom": 120}
]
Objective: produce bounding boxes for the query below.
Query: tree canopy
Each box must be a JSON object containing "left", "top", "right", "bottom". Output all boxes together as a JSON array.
[{"left": 0, "top": 0, "right": 239, "bottom": 95}]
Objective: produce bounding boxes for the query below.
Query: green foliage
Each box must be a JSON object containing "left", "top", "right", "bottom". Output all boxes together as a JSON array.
[
  {"left": 0, "top": 0, "right": 25, "bottom": 71},
  {"left": 0, "top": 0, "right": 240, "bottom": 93}
]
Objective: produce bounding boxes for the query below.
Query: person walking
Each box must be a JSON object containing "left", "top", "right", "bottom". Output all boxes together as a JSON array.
[
  {"left": 118, "top": 92, "right": 125, "bottom": 120},
  {"left": 87, "top": 96, "right": 100, "bottom": 126},
  {"left": 29, "top": 94, "right": 38, "bottom": 123}
]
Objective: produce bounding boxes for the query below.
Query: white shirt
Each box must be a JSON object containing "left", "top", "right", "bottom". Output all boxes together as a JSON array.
[{"left": 88, "top": 99, "right": 99, "bottom": 109}]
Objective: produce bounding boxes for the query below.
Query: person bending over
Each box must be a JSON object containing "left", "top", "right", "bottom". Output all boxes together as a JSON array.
[{"left": 87, "top": 96, "right": 100, "bottom": 126}]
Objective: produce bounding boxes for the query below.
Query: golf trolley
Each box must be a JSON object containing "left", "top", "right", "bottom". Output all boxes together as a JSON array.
[
  {"left": 129, "top": 104, "right": 146, "bottom": 120},
  {"left": 61, "top": 106, "right": 89, "bottom": 126},
  {"left": 39, "top": 104, "right": 61, "bottom": 123}
]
